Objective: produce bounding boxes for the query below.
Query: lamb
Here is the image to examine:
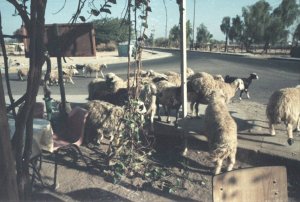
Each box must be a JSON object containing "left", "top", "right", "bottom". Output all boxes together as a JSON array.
[
  {"left": 204, "top": 90, "right": 238, "bottom": 175},
  {"left": 266, "top": 86, "right": 300, "bottom": 145},
  {"left": 83, "top": 63, "right": 107, "bottom": 78},
  {"left": 188, "top": 72, "right": 244, "bottom": 117},
  {"left": 84, "top": 100, "right": 146, "bottom": 146},
  {"left": 225, "top": 73, "right": 259, "bottom": 100}
]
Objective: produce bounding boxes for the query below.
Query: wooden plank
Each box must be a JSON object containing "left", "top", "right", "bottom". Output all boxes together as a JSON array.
[
  {"left": 22, "top": 23, "right": 96, "bottom": 57},
  {"left": 213, "top": 166, "right": 287, "bottom": 202}
]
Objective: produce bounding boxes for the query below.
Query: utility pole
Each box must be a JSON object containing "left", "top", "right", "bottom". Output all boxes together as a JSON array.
[
  {"left": 177, "top": 0, "right": 187, "bottom": 118},
  {"left": 192, "top": 0, "right": 196, "bottom": 49}
]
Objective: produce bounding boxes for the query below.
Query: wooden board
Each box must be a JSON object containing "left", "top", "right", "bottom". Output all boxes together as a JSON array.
[
  {"left": 22, "top": 23, "right": 96, "bottom": 57},
  {"left": 213, "top": 166, "right": 287, "bottom": 202}
]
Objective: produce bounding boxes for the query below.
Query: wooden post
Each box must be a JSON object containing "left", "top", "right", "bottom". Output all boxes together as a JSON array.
[
  {"left": 178, "top": 0, "right": 187, "bottom": 118},
  {"left": 54, "top": 24, "right": 67, "bottom": 116}
]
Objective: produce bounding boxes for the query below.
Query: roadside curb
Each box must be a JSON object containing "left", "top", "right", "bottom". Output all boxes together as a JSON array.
[{"left": 148, "top": 47, "right": 300, "bottom": 62}]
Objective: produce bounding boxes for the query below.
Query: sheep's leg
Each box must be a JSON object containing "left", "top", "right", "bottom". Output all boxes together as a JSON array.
[
  {"left": 95, "top": 71, "right": 98, "bottom": 79},
  {"left": 239, "top": 90, "right": 244, "bottom": 100},
  {"left": 97, "top": 129, "right": 104, "bottom": 145},
  {"left": 287, "top": 123, "right": 294, "bottom": 145},
  {"left": 246, "top": 91, "right": 250, "bottom": 99},
  {"left": 269, "top": 122, "right": 276, "bottom": 136},
  {"left": 69, "top": 77, "right": 74, "bottom": 84},
  {"left": 174, "top": 106, "right": 180, "bottom": 127},
  {"left": 156, "top": 102, "right": 162, "bottom": 121},
  {"left": 150, "top": 108, "right": 155, "bottom": 132},
  {"left": 100, "top": 71, "right": 104, "bottom": 78},
  {"left": 166, "top": 106, "right": 171, "bottom": 123},
  {"left": 195, "top": 102, "right": 200, "bottom": 118},
  {"left": 296, "top": 116, "right": 300, "bottom": 132},
  {"left": 227, "top": 149, "right": 236, "bottom": 172},
  {"left": 214, "top": 159, "right": 223, "bottom": 175},
  {"left": 190, "top": 102, "right": 194, "bottom": 116}
]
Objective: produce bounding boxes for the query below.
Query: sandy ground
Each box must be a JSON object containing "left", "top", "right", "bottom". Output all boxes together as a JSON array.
[{"left": 29, "top": 99, "right": 300, "bottom": 202}]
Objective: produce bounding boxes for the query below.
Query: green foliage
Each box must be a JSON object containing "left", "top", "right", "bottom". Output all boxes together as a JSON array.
[
  {"left": 228, "top": 15, "right": 244, "bottom": 43},
  {"left": 196, "top": 23, "right": 213, "bottom": 44},
  {"left": 92, "top": 18, "right": 130, "bottom": 44},
  {"left": 168, "top": 21, "right": 192, "bottom": 47},
  {"left": 154, "top": 37, "right": 169, "bottom": 47},
  {"left": 293, "top": 23, "right": 300, "bottom": 45}
]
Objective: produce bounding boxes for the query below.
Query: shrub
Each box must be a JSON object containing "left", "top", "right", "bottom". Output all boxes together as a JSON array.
[{"left": 96, "top": 42, "right": 117, "bottom": 52}]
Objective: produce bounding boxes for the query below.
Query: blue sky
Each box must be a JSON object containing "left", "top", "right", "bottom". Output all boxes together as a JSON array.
[{"left": 0, "top": 0, "right": 282, "bottom": 41}]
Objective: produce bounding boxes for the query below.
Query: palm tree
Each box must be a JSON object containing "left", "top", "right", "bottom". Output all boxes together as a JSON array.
[{"left": 220, "top": 16, "right": 231, "bottom": 52}]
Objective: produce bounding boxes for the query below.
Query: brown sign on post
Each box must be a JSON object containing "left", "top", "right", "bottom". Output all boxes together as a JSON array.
[{"left": 23, "top": 23, "right": 96, "bottom": 57}]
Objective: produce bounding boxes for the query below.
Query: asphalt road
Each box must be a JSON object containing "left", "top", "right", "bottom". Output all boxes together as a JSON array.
[{"left": 3, "top": 50, "right": 300, "bottom": 104}]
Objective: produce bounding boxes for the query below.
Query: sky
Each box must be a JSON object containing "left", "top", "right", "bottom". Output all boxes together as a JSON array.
[{"left": 0, "top": 0, "right": 283, "bottom": 41}]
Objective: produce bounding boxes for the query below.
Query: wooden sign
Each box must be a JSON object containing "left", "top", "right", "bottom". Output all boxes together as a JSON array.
[
  {"left": 23, "top": 23, "right": 96, "bottom": 57},
  {"left": 213, "top": 166, "right": 288, "bottom": 202}
]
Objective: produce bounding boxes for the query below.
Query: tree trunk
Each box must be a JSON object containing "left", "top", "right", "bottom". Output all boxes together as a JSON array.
[
  {"left": 10, "top": 0, "right": 47, "bottom": 199},
  {"left": 224, "top": 34, "right": 228, "bottom": 52}
]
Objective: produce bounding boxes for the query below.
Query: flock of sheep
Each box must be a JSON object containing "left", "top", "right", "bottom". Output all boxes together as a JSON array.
[
  {"left": 82, "top": 66, "right": 299, "bottom": 175},
  {"left": 14, "top": 61, "right": 300, "bottom": 175}
]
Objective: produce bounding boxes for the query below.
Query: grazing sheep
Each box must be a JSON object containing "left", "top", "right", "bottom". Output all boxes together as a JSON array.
[
  {"left": 47, "top": 68, "right": 76, "bottom": 85},
  {"left": 84, "top": 100, "right": 146, "bottom": 146},
  {"left": 266, "top": 86, "right": 300, "bottom": 145},
  {"left": 155, "top": 80, "right": 182, "bottom": 127},
  {"left": 204, "top": 90, "right": 238, "bottom": 175},
  {"left": 17, "top": 67, "right": 29, "bottom": 81},
  {"left": 188, "top": 72, "right": 244, "bottom": 117},
  {"left": 83, "top": 63, "right": 107, "bottom": 78},
  {"left": 225, "top": 73, "right": 259, "bottom": 100},
  {"left": 163, "top": 67, "right": 195, "bottom": 86}
]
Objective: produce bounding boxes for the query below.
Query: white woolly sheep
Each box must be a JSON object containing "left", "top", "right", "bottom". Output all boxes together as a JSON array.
[
  {"left": 266, "top": 86, "right": 300, "bottom": 145},
  {"left": 84, "top": 100, "right": 146, "bottom": 146},
  {"left": 83, "top": 63, "right": 107, "bottom": 78},
  {"left": 188, "top": 72, "right": 244, "bottom": 117},
  {"left": 204, "top": 90, "right": 238, "bottom": 175},
  {"left": 48, "top": 68, "right": 76, "bottom": 85}
]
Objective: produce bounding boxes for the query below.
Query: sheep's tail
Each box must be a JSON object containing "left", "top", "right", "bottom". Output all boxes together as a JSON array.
[{"left": 209, "top": 143, "right": 232, "bottom": 161}]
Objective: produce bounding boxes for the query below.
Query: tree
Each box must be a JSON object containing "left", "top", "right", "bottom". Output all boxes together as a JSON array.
[
  {"left": 196, "top": 23, "right": 213, "bottom": 44},
  {"left": 292, "top": 23, "right": 300, "bottom": 46},
  {"left": 93, "top": 18, "right": 131, "bottom": 44},
  {"left": 242, "top": 0, "right": 272, "bottom": 52},
  {"left": 220, "top": 16, "right": 231, "bottom": 52},
  {"left": 168, "top": 21, "right": 192, "bottom": 48},
  {"left": 154, "top": 37, "right": 169, "bottom": 47},
  {"left": 228, "top": 15, "right": 244, "bottom": 44}
]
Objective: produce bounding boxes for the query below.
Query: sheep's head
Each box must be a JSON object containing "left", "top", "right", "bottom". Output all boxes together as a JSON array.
[
  {"left": 100, "top": 64, "right": 107, "bottom": 69},
  {"left": 250, "top": 73, "right": 259, "bottom": 80},
  {"left": 133, "top": 100, "right": 147, "bottom": 114},
  {"left": 233, "top": 78, "right": 245, "bottom": 91},
  {"left": 209, "top": 90, "right": 226, "bottom": 102}
]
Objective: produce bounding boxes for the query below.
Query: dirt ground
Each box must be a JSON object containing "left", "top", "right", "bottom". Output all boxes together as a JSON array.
[{"left": 30, "top": 100, "right": 300, "bottom": 202}]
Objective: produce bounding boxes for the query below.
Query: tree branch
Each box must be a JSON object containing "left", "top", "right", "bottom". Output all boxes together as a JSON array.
[{"left": 7, "top": 0, "right": 30, "bottom": 32}]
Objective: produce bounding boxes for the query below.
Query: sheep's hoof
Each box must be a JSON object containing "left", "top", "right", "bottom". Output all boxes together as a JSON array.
[
  {"left": 174, "top": 122, "right": 178, "bottom": 128},
  {"left": 288, "top": 138, "right": 294, "bottom": 145},
  {"left": 239, "top": 97, "right": 242, "bottom": 101}
]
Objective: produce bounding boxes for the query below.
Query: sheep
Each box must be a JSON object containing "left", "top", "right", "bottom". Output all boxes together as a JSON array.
[
  {"left": 188, "top": 72, "right": 244, "bottom": 117},
  {"left": 155, "top": 80, "right": 182, "bottom": 127},
  {"left": 225, "top": 73, "right": 259, "bottom": 100},
  {"left": 163, "top": 67, "right": 195, "bottom": 86},
  {"left": 17, "top": 67, "right": 29, "bottom": 81},
  {"left": 204, "top": 90, "right": 238, "bottom": 175},
  {"left": 48, "top": 68, "right": 76, "bottom": 85},
  {"left": 84, "top": 100, "right": 146, "bottom": 146},
  {"left": 266, "top": 86, "right": 300, "bottom": 145},
  {"left": 83, "top": 63, "right": 107, "bottom": 78}
]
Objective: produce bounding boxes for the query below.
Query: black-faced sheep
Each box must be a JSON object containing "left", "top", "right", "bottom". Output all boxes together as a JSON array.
[
  {"left": 83, "top": 63, "right": 107, "bottom": 78},
  {"left": 225, "top": 73, "right": 259, "bottom": 100},
  {"left": 84, "top": 100, "right": 146, "bottom": 146},
  {"left": 266, "top": 86, "right": 300, "bottom": 145},
  {"left": 204, "top": 90, "right": 238, "bottom": 175}
]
